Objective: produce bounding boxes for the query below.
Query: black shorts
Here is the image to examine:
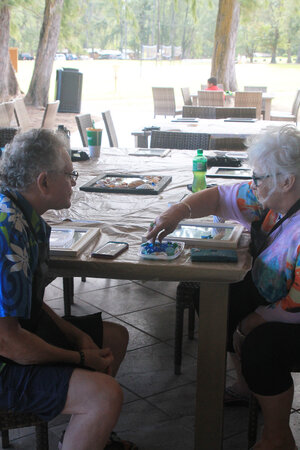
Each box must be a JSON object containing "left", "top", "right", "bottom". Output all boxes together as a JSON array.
[{"left": 0, "top": 312, "right": 103, "bottom": 421}]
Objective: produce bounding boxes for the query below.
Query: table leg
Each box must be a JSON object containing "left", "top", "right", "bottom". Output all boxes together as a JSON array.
[
  {"left": 194, "top": 282, "right": 229, "bottom": 450},
  {"left": 264, "top": 98, "right": 271, "bottom": 120},
  {"left": 134, "top": 135, "right": 149, "bottom": 148}
]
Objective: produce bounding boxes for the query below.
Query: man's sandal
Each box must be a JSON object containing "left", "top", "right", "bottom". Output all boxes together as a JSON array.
[{"left": 104, "top": 431, "right": 138, "bottom": 449}]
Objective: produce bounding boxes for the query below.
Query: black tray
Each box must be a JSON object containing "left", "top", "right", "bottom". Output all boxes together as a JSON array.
[{"left": 80, "top": 173, "right": 172, "bottom": 195}]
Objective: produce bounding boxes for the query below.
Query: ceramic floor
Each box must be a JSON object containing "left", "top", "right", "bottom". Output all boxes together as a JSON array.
[{"left": 4, "top": 277, "right": 300, "bottom": 450}]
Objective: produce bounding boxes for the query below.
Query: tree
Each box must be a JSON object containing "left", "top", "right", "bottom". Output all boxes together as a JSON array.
[
  {"left": 0, "top": 1, "right": 20, "bottom": 101},
  {"left": 211, "top": 0, "right": 240, "bottom": 91},
  {"left": 25, "top": 0, "right": 64, "bottom": 107}
]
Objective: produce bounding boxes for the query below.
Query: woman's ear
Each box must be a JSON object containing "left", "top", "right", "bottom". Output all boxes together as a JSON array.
[{"left": 282, "top": 174, "right": 296, "bottom": 193}]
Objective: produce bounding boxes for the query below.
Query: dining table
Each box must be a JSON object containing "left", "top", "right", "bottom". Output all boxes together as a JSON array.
[
  {"left": 131, "top": 118, "right": 292, "bottom": 148},
  {"left": 44, "top": 147, "right": 252, "bottom": 450},
  {"left": 191, "top": 92, "right": 274, "bottom": 120}
]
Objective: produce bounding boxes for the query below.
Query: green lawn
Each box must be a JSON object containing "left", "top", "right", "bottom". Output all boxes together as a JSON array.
[{"left": 16, "top": 59, "right": 300, "bottom": 111}]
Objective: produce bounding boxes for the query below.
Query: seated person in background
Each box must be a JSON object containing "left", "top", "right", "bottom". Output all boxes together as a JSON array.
[
  {"left": 0, "top": 129, "right": 137, "bottom": 450},
  {"left": 147, "top": 125, "right": 300, "bottom": 450},
  {"left": 205, "top": 76, "right": 223, "bottom": 92}
]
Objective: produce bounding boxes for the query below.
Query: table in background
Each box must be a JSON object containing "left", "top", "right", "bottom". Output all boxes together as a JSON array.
[
  {"left": 132, "top": 118, "right": 291, "bottom": 148},
  {"left": 44, "top": 148, "right": 252, "bottom": 450}
]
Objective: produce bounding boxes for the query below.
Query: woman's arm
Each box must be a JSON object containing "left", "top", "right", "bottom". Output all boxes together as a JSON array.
[{"left": 146, "top": 186, "right": 222, "bottom": 242}]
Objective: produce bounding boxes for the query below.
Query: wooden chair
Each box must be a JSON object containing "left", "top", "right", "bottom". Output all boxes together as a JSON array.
[
  {"left": 102, "top": 110, "right": 118, "bottom": 147},
  {"left": 152, "top": 87, "right": 182, "bottom": 118},
  {"left": 270, "top": 89, "right": 300, "bottom": 124},
  {"left": 182, "top": 106, "right": 216, "bottom": 119},
  {"left": 75, "top": 113, "right": 93, "bottom": 147},
  {"left": 234, "top": 91, "right": 262, "bottom": 120},
  {"left": 13, "top": 98, "right": 31, "bottom": 132},
  {"left": 197, "top": 90, "right": 224, "bottom": 107},
  {"left": 215, "top": 107, "right": 257, "bottom": 119},
  {"left": 150, "top": 130, "right": 210, "bottom": 150},
  {"left": 0, "top": 104, "right": 10, "bottom": 127},
  {"left": 41, "top": 100, "right": 60, "bottom": 129},
  {"left": 181, "top": 87, "right": 192, "bottom": 106},
  {"left": 0, "top": 410, "right": 49, "bottom": 449}
]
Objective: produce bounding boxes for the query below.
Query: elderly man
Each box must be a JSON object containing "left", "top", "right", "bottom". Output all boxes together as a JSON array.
[{"left": 0, "top": 129, "right": 135, "bottom": 450}]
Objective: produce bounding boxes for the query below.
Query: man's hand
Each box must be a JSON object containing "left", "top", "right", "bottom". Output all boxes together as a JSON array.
[{"left": 83, "top": 347, "right": 114, "bottom": 375}]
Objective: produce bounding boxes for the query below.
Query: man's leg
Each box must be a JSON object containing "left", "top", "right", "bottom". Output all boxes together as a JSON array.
[
  {"left": 61, "top": 369, "right": 123, "bottom": 450},
  {"left": 103, "top": 322, "right": 129, "bottom": 377}
]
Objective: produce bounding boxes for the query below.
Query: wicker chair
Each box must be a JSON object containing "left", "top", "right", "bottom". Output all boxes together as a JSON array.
[
  {"left": 0, "top": 127, "right": 18, "bottom": 148},
  {"left": 41, "top": 100, "right": 60, "bottom": 129},
  {"left": 75, "top": 113, "right": 93, "bottom": 147},
  {"left": 197, "top": 90, "right": 224, "bottom": 107},
  {"left": 234, "top": 92, "right": 262, "bottom": 120},
  {"left": 150, "top": 130, "right": 210, "bottom": 150},
  {"left": 182, "top": 106, "right": 216, "bottom": 119},
  {"left": 152, "top": 87, "right": 182, "bottom": 118},
  {"left": 215, "top": 107, "right": 257, "bottom": 119},
  {"left": 102, "top": 110, "right": 118, "bottom": 147},
  {"left": 181, "top": 87, "right": 192, "bottom": 106},
  {"left": 270, "top": 89, "right": 300, "bottom": 124},
  {"left": 244, "top": 86, "right": 267, "bottom": 119},
  {"left": 13, "top": 98, "right": 31, "bottom": 132},
  {"left": 209, "top": 137, "right": 247, "bottom": 151},
  {"left": 0, "top": 104, "right": 10, "bottom": 127},
  {"left": 0, "top": 410, "right": 49, "bottom": 449}
]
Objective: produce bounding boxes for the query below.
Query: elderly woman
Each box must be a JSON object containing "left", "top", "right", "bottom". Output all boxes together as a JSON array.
[{"left": 147, "top": 125, "right": 300, "bottom": 450}]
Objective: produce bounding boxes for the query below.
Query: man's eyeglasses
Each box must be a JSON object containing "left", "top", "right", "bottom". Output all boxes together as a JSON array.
[{"left": 64, "top": 170, "right": 79, "bottom": 182}]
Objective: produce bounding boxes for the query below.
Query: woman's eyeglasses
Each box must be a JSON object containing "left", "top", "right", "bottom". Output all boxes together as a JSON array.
[{"left": 251, "top": 173, "right": 271, "bottom": 187}]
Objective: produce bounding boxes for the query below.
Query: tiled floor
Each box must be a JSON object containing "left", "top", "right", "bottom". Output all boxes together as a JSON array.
[{"left": 4, "top": 277, "right": 300, "bottom": 449}]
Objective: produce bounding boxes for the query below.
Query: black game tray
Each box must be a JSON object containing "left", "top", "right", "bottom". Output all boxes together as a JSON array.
[{"left": 79, "top": 173, "right": 172, "bottom": 195}]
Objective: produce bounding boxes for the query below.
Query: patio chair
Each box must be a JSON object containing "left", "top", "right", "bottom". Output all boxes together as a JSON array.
[
  {"left": 0, "top": 410, "right": 49, "bottom": 449},
  {"left": 215, "top": 107, "right": 256, "bottom": 119},
  {"left": 244, "top": 86, "right": 267, "bottom": 119},
  {"left": 13, "top": 98, "right": 31, "bottom": 132},
  {"left": 0, "top": 104, "right": 10, "bottom": 127},
  {"left": 0, "top": 127, "right": 18, "bottom": 148},
  {"left": 197, "top": 90, "right": 224, "bottom": 107},
  {"left": 181, "top": 87, "right": 192, "bottom": 106},
  {"left": 234, "top": 91, "right": 262, "bottom": 119},
  {"left": 209, "top": 137, "right": 247, "bottom": 151},
  {"left": 182, "top": 106, "right": 216, "bottom": 119},
  {"left": 152, "top": 87, "right": 182, "bottom": 118},
  {"left": 102, "top": 110, "right": 118, "bottom": 147},
  {"left": 75, "top": 113, "right": 93, "bottom": 147},
  {"left": 270, "top": 89, "right": 300, "bottom": 124},
  {"left": 150, "top": 130, "right": 210, "bottom": 150},
  {"left": 41, "top": 100, "right": 60, "bottom": 129}
]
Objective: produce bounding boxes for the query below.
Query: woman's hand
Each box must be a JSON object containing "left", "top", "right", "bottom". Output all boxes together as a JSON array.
[
  {"left": 83, "top": 347, "right": 114, "bottom": 375},
  {"left": 146, "top": 203, "right": 191, "bottom": 242}
]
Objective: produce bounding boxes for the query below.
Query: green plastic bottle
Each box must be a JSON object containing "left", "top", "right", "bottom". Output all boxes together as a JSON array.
[{"left": 192, "top": 149, "right": 207, "bottom": 192}]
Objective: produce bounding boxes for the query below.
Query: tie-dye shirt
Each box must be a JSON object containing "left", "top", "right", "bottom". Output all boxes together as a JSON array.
[
  {"left": 0, "top": 190, "right": 50, "bottom": 319},
  {"left": 218, "top": 182, "right": 300, "bottom": 323}
]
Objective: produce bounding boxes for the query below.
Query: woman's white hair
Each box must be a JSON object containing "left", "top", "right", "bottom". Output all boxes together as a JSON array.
[{"left": 247, "top": 125, "right": 300, "bottom": 195}]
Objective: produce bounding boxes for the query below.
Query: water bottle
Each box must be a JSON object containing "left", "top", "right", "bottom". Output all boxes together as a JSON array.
[{"left": 192, "top": 149, "right": 207, "bottom": 192}]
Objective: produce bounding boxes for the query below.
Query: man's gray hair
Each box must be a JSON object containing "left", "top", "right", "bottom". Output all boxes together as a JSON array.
[
  {"left": 0, "top": 128, "right": 67, "bottom": 191},
  {"left": 247, "top": 125, "right": 300, "bottom": 192}
]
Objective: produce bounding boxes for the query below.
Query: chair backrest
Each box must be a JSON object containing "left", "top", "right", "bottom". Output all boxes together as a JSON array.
[
  {"left": 41, "top": 100, "right": 60, "bottom": 129},
  {"left": 215, "top": 107, "right": 256, "bottom": 119},
  {"left": 234, "top": 91, "right": 262, "bottom": 119},
  {"left": 150, "top": 130, "right": 210, "bottom": 150},
  {"left": 0, "top": 104, "right": 10, "bottom": 127},
  {"left": 291, "top": 89, "right": 300, "bottom": 117},
  {"left": 75, "top": 114, "right": 93, "bottom": 147},
  {"left": 209, "top": 137, "right": 247, "bottom": 151},
  {"left": 4, "top": 101, "right": 15, "bottom": 124},
  {"left": 181, "top": 87, "right": 192, "bottom": 106},
  {"left": 102, "top": 110, "right": 118, "bottom": 147},
  {"left": 152, "top": 87, "right": 177, "bottom": 117},
  {"left": 13, "top": 98, "right": 31, "bottom": 131},
  {"left": 244, "top": 86, "right": 267, "bottom": 93},
  {"left": 197, "top": 90, "right": 224, "bottom": 107},
  {"left": 183, "top": 106, "right": 216, "bottom": 119}
]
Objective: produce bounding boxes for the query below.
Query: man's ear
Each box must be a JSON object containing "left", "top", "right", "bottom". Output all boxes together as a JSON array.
[{"left": 36, "top": 172, "right": 49, "bottom": 195}]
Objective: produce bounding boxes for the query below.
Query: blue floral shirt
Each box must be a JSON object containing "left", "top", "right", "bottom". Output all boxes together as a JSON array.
[{"left": 0, "top": 190, "right": 50, "bottom": 319}]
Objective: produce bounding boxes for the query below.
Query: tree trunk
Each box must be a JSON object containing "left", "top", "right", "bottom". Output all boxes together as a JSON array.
[
  {"left": 25, "top": 0, "right": 64, "bottom": 107},
  {"left": 211, "top": 0, "right": 240, "bottom": 91},
  {"left": 296, "top": 45, "right": 300, "bottom": 64},
  {"left": 0, "top": 4, "right": 20, "bottom": 101}
]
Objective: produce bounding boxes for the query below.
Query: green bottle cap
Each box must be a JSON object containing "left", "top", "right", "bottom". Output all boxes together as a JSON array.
[{"left": 197, "top": 149, "right": 203, "bottom": 156}]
